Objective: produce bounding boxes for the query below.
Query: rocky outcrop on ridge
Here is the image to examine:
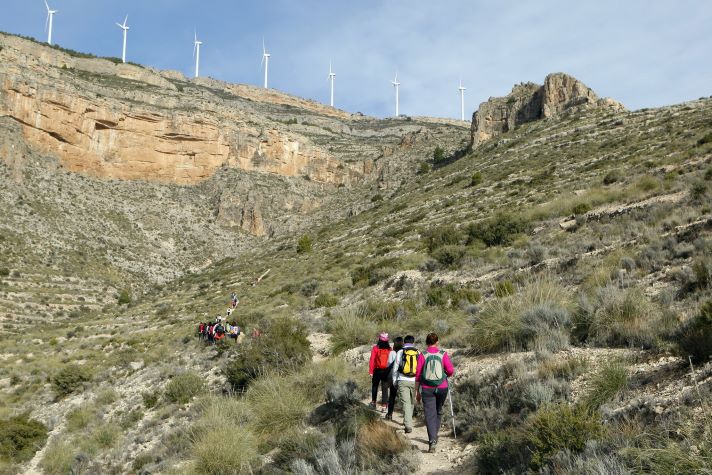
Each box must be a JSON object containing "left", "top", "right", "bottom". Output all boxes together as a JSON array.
[{"left": 469, "top": 73, "right": 626, "bottom": 148}]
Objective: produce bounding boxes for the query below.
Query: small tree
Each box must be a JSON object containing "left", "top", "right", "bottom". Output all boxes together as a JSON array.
[
  {"left": 418, "top": 162, "right": 430, "bottom": 174},
  {"left": 470, "top": 171, "right": 483, "bottom": 187},
  {"left": 433, "top": 146, "right": 445, "bottom": 163},
  {"left": 297, "top": 235, "right": 313, "bottom": 254},
  {"left": 117, "top": 289, "right": 131, "bottom": 305}
]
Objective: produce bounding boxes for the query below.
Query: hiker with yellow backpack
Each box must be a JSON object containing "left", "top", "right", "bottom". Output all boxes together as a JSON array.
[{"left": 392, "top": 335, "right": 420, "bottom": 433}]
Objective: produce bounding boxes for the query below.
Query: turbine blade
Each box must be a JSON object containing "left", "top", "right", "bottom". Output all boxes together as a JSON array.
[
  {"left": 116, "top": 23, "right": 123, "bottom": 28},
  {"left": 44, "top": 0, "right": 49, "bottom": 11},
  {"left": 45, "top": 12, "right": 49, "bottom": 31},
  {"left": 124, "top": 15, "right": 128, "bottom": 27}
]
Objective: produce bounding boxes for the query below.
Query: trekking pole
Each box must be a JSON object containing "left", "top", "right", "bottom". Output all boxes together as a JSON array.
[{"left": 448, "top": 387, "right": 457, "bottom": 439}]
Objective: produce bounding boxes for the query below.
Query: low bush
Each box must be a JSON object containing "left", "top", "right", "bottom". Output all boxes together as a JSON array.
[
  {"left": 477, "top": 429, "right": 530, "bottom": 474},
  {"left": 603, "top": 169, "right": 622, "bottom": 185},
  {"left": 470, "top": 171, "right": 483, "bottom": 187},
  {"left": 225, "top": 317, "right": 311, "bottom": 388},
  {"left": 66, "top": 405, "right": 97, "bottom": 432},
  {"left": 432, "top": 145, "right": 446, "bottom": 163},
  {"left": 297, "top": 235, "right": 313, "bottom": 253},
  {"left": 423, "top": 226, "right": 463, "bottom": 252},
  {"left": 431, "top": 244, "right": 467, "bottom": 267},
  {"left": 527, "top": 404, "right": 603, "bottom": 470},
  {"left": 193, "top": 418, "right": 261, "bottom": 474},
  {"left": 356, "top": 420, "right": 409, "bottom": 465},
  {"left": 327, "top": 312, "right": 378, "bottom": 354},
  {"left": 675, "top": 300, "right": 712, "bottom": 363},
  {"left": 52, "top": 364, "right": 93, "bottom": 398},
  {"left": 92, "top": 422, "right": 120, "bottom": 448},
  {"left": 582, "top": 361, "right": 629, "bottom": 410},
  {"left": 39, "top": 440, "right": 76, "bottom": 475},
  {"left": 0, "top": 414, "right": 48, "bottom": 463},
  {"left": 494, "top": 279, "right": 515, "bottom": 297},
  {"left": 164, "top": 372, "right": 206, "bottom": 404},
  {"left": 351, "top": 258, "right": 398, "bottom": 287},
  {"left": 467, "top": 213, "right": 530, "bottom": 247},
  {"left": 314, "top": 293, "right": 339, "bottom": 308},
  {"left": 574, "top": 286, "right": 661, "bottom": 348},
  {"left": 117, "top": 288, "right": 131, "bottom": 304},
  {"left": 245, "top": 377, "right": 311, "bottom": 444},
  {"left": 426, "top": 282, "right": 481, "bottom": 308}
]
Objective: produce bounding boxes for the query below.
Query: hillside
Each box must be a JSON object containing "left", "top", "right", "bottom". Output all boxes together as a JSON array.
[{"left": 1, "top": 32, "right": 712, "bottom": 475}]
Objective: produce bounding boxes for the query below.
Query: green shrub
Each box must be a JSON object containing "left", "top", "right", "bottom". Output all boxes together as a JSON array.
[
  {"left": 351, "top": 258, "right": 398, "bottom": 287},
  {"left": 327, "top": 312, "right": 378, "bottom": 354},
  {"left": 193, "top": 419, "right": 260, "bottom": 474},
  {"left": 245, "top": 377, "right": 311, "bottom": 443},
  {"left": 224, "top": 318, "right": 311, "bottom": 389},
  {"left": 52, "top": 364, "right": 93, "bottom": 398},
  {"left": 477, "top": 429, "right": 529, "bottom": 474},
  {"left": 426, "top": 282, "right": 480, "bottom": 308},
  {"left": 371, "top": 194, "right": 384, "bottom": 202},
  {"left": 117, "top": 288, "right": 131, "bottom": 304},
  {"left": 297, "top": 235, "right": 313, "bottom": 254},
  {"left": 314, "top": 293, "right": 339, "bottom": 308},
  {"left": 92, "top": 423, "right": 120, "bottom": 448},
  {"left": 164, "top": 372, "right": 206, "bottom": 404},
  {"left": 696, "top": 132, "right": 712, "bottom": 146},
  {"left": 470, "top": 171, "right": 483, "bottom": 187},
  {"left": 0, "top": 414, "right": 48, "bottom": 463},
  {"left": 467, "top": 213, "right": 530, "bottom": 247},
  {"left": 423, "top": 226, "right": 462, "bottom": 252},
  {"left": 526, "top": 404, "right": 603, "bottom": 470},
  {"left": 582, "top": 361, "right": 629, "bottom": 410},
  {"left": 142, "top": 391, "right": 159, "bottom": 409},
  {"left": 431, "top": 245, "right": 466, "bottom": 267},
  {"left": 495, "top": 280, "right": 515, "bottom": 297},
  {"left": 0, "top": 268, "right": 9, "bottom": 277},
  {"left": 572, "top": 202, "right": 592, "bottom": 215},
  {"left": 603, "top": 169, "right": 621, "bottom": 185},
  {"left": 692, "top": 257, "right": 712, "bottom": 290},
  {"left": 574, "top": 286, "right": 661, "bottom": 348},
  {"left": 417, "top": 161, "right": 430, "bottom": 174},
  {"left": 675, "top": 300, "right": 712, "bottom": 363},
  {"left": 432, "top": 146, "right": 445, "bottom": 163},
  {"left": 66, "top": 405, "right": 96, "bottom": 432},
  {"left": 39, "top": 440, "right": 76, "bottom": 475}
]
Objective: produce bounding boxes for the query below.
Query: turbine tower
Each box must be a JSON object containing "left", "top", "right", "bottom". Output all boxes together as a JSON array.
[
  {"left": 328, "top": 61, "right": 335, "bottom": 107},
  {"left": 116, "top": 15, "right": 129, "bottom": 64},
  {"left": 458, "top": 79, "right": 466, "bottom": 121},
  {"left": 261, "top": 39, "right": 270, "bottom": 88},
  {"left": 193, "top": 31, "right": 202, "bottom": 78},
  {"left": 44, "top": 0, "right": 57, "bottom": 45},
  {"left": 392, "top": 72, "right": 401, "bottom": 117}
]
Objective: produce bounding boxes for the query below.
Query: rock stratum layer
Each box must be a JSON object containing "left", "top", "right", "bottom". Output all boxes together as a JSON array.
[
  {"left": 470, "top": 73, "right": 626, "bottom": 148},
  {"left": 0, "top": 33, "right": 465, "bottom": 186}
]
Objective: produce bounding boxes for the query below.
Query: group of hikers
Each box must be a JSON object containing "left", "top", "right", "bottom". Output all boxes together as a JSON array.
[
  {"left": 197, "top": 292, "right": 246, "bottom": 344},
  {"left": 369, "top": 332, "right": 455, "bottom": 454}
]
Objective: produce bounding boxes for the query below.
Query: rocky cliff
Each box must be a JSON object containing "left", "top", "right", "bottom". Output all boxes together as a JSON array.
[
  {"left": 469, "top": 73, "right": 626, "bottom": 148},
  {"left": 0, "top": 33, "right": 467, "bottom": 188}
]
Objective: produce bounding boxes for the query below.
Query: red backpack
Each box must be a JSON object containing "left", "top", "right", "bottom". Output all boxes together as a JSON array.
[{"left": 374, "top": 348, "right": 391, "bottom": 370}]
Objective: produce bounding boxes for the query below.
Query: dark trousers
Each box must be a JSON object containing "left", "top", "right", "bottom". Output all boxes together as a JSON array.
[
  {"left": 421, "top": 387, "right": 448, "bottom": 444},
  {"left": 387, "top": 381, "right": 397, "bottom": 415},
  {"left": 371, "top": 368, "right": 390, "bottom": 405}
]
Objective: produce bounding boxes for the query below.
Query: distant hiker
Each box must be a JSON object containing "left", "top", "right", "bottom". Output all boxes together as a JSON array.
[
  {"left": 251, "top": 327, "right": 262, "bottom": 338},
  {"left": 231, "top": 292, "right": 239, "bottom": 308},
  {"left": 227, "top": 307, "right": 233, "bottom": 318},
  {"left": 197, "top": 322, "right": 205, "bottom": 338},
  {"left": 369, "top": 332, "right": 392, "bottom": 412},
  {"left": 415, "top": 332, "right": 454, "bottom": 453},
  {"left": 392, "top": 335, "right": 419, "bottom": 432},
  {"left": 229, "top": 322, "right": 241, "bottom": 341},
  {"left": 385, "top": 336, "right": 404, "bottom": 421}
]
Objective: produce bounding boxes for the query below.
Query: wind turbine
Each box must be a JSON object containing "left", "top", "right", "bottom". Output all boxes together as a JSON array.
[
  {"left": 44, "top": 0, "right": 57, "bottom": 45},
  {"left": 458, "top": 79, "right": 466, "bottom": 121},
  {"left": 116, "top": 15, "right": 129, "bottom": 64},
  {"left": 392, "top": 72, "right": 401, "bottom": 117},
  {"left": 328, "top": 61, "right": 335, "bottom": 107},
  {"left": 193, "top": 31, "right": 202, "bottom": 78},
  {"left": 261, "top": 39, "right": 270, "bottom": 88}
]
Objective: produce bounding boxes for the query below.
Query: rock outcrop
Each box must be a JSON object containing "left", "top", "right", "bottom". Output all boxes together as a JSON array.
[{"left": 469, "top": 73, "right": 625, "bottom": 148}]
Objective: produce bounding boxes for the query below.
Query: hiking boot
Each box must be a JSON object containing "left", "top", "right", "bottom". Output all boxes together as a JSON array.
[
  {"left": 404, "top": 427, "right": 412, "bottom": 434},
  {"left": 380, "top": 404, "right": 387, "bottom": 413},
  {"left": 368, "top": 402, "right": 376, "bottom": 410},
  {"left": 428, "top": 441, "right": 437, "bottom": 453},
  {"left": 384, "top": 413, "right": 392, "bottom": 420}
]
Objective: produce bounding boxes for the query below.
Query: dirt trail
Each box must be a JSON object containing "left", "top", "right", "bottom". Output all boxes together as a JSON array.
[{"left": 365, "top": 397, "right": 474, "bottom": 474}]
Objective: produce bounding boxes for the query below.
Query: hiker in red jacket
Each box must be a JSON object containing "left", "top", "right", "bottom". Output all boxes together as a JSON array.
[{"left": 369, "top": 332, "right": 392, "bottom": 412}]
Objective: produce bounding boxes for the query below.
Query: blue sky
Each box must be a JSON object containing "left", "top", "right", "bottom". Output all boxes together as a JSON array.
[{"left": 1, "top": 1, "right": 710, "bottom": 119}]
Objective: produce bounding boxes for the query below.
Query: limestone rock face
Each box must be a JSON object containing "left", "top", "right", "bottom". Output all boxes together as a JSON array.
[{"left": 470, "top": 73, "right": 625, "bottom": 148}]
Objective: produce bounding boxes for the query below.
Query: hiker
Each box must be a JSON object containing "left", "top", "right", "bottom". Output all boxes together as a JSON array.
[
  {"left": 229, "top": 322, "right": 241, "bottom": 342},
  {"left": 197, "top": 322, "right": 205, "bottom": 339},
  {"left": 391, "top": 335, "right": 419, "bottom": 431},
  {"left": 368, "top": 332, "right": 392, "bottom": 412},
  {"left": 385, "top": 336, "right": 404, "bottom": 421},
  {"left": 415, "top": 332, "right": 455, "bottom": 453},
  {"left": 231, "top": 292, "right": 239, "bottom": 308}
]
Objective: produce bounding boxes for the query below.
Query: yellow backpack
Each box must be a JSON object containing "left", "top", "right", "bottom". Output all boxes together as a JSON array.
[{"left": 398, "top": 348, "right": 419, "bottom": 377}]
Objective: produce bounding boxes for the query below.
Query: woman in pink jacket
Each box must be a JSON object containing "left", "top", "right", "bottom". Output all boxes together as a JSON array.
[{"left": 415, "top": 332, "right": 455, "bottom": 453}]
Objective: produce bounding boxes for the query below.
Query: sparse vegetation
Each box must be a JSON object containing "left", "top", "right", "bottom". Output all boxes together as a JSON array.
[
  {"left": 164, "top": 372, "right": 206, "bottom": 404},
  {"left": 52, "top": 364, "right": 93, "bottom": 398}
]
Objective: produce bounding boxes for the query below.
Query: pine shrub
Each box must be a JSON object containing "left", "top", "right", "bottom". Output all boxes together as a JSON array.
[{"left": 52, "top": 364, "right": 93, "bottom": 398}]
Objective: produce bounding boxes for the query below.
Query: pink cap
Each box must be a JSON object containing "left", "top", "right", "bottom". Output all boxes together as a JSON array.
[{"left": 378, "top": 332, "right": 389, "bottom": 342}]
